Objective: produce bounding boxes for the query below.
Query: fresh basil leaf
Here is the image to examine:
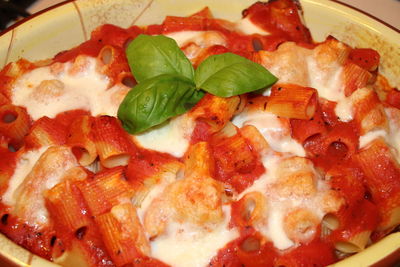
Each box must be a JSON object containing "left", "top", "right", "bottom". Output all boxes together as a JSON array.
[
  {"left": 194, "top": 53, "right": 278, "bottom": 97},
  {"left": 117, "top": 74, "right": 204, "bottom": 134},
  {"left": 126, "top": 34, "right": 194, "bottom": 83}
]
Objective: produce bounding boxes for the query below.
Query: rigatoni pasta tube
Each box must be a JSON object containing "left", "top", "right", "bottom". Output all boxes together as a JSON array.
[
  {"left": 290, "top": 106, "right": 327, "bottom": 144},
  {"left": 266, "top": 84, "right": 317, "bottom": 120},
  {"left": 92, "top": 115, "right": 137, "bottom": 168},
  {"left": 184, "top": 142, "right": 215, "bottom": 179},
  {"left": 335, "top": 231, "right": 372, "bottom": 253},
  {"left": 13, "top": 146, "right": 79, "bottom": 226},
  {"left": 342, "top": 61, "right": 372, "bottom": 96},
  {"left": 45, "top": 180, "right": 92, "bottom": 235},
  {"left": 76, "top": 167, "right": 134, "bottom": 217},
  {"left": 236, "top": 191, "right": 267, "bottom": 226},
  {"left": 240, "top": 124, "right": 270, "bottom": 153},
  {"left": 354, "top": 138, "right": 400, "bottom": 230},
  {"left": 24, "top": 116, "right": 67, "bottom": 148},
  {"left": 273, "top": 156, "right": 317, "bottom": 198},
  {"left": 190, "top": 93, "right": 240, "bottom": 132},
  {"left": 95, "top": 203, "right": 150, "bottom": 267},
  {"left": 351, "top": 87, "right": 388, "bottom": 135},
  {"left": 0, "top": 104, "right": 30, "bottom": 148},
  {"left": 283, "top": 208, "right": 319, "bottom": 243},
  {"left": 67, "top": 115, "right": 97, "bottom": 166}
]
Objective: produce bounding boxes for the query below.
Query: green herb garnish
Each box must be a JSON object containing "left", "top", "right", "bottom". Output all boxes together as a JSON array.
[{"left": 118, "top": 34, "right": 277, "bottom": 134}]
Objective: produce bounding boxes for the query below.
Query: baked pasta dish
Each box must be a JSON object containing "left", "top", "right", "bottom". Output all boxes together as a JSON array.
[{"left": 0, "top": 0, "right": 399, "bottom": 266}]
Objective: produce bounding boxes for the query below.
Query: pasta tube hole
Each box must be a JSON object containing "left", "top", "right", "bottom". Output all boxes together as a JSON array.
[
  {"left": 100, "top": 47, "right": 113, "bottom": 65},
  {"left": 123, "top": 38, "right": 133, "bottom": 50},
  {"left": 335, "top": 241, "right": 362, "bottom": 254},
  {"left": 306, "top": 93, "right": 317, "bottom": 118},
  {"left": 1, "top": 214, "right": 9, "bottom": 225},
  {"left": 252, "top": 38, "right": 263, "bottom": 51},
  {"left": 240, "top": 236, "right": 261, "bottom": 252},
  {"left": 242, "top": 198, "right": 256, "bottom": 222},
  {"left": 121, "top": 75, "right": 137, "bottom": 88},
  {"left": 8, "top": 144, "right": 17, "bottom": 152},
  {"left": 103, "top": 154, "right": 131, "bottom": 168},
  {"left": 2, "top": 111, "right": 17, "bottom": 123},
  {"left": 327, "top": 141, "right": 348, "bottom": 159},
  {"left": 75, "top": 226, "right": 87, "bottom": 240},
  {"left": 72, "top": 147, "right": 90, "bottom": 165},
  {"left": 50, "top": 236, "right": 57, "bottom": 247},
  {"left": 322, "top": 213, "right": 340, "bottom": 230}
]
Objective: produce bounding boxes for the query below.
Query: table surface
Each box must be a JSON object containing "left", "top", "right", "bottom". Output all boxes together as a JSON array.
[{"left": 28, "top": 0, "right": 400, "bottom": 29}]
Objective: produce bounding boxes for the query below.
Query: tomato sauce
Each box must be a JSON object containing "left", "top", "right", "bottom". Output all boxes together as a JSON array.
[{"left": 242, "top": 0, "right": 312, "bottom": 44}]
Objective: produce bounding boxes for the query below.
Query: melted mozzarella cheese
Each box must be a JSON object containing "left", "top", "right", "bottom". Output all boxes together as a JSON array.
[
  {"left": 150, "top": 206, "right": 238, "bottom": 267},
  {"left": 235, "top": 17, "right": 270, "bottom": 35},
  {"left": 238, "top": 152, "right": 328, "bottom": 250},
  {"left": 166, "top": 17, "right": 269, "bottom": 48},
  {"left": 359, "top": 129, "right": 387, "bottom": 149},
  {"left": 2, "top": 147, "right": 48, "bottom": 206},
  {"left": 136, "top": 171, "right": 177, "bottom": 223},
  {"left": 11, "top": 57, "right": 125, "bottom": 120},
  {"left": 266, "top": 205, "right": 294, "bottom": 250},
  {"left": 385, "top": 107, "right": 400, "bottom": 155},
  {"left": 166, "top": 31, "right": 207, "bottom": 47},
  {"left": 306, "top": 56, "right": 354, "bottom": 122},
  {"left": 133, "top": 114, "right": 195, "bottom": 158},
  {"left": 359, "top": 107, "right": 400, "bottom": 154},
  {"left": 166, "top": 31, "right": 226, "bottom": 48},
  {"left": 239, "top": 153, "right": 295, "bottom": 250},
  {"left": 232, "top": 110, "right": 305, "bottom": 156}
]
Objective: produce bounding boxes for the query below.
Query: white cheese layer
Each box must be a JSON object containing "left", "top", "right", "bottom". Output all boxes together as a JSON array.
[
  {"left": 306, "top": 56, "right": 354, "bottom": 122},
  {"left": 133, "top": 114, "right": 195, "bottom": 158},
  {"left": 359, "top": 129, "right": 387, "bottom": 149},
  {"left": 266, "top": 205, "right": 294, "bottom": 250},
  {"left": 150, "top": 206, "right": 238, "bottom": 267},
  {"left": 166, "top": 31, "right": 227, "bottom": 48},
  {"left": 238, "top": 152, "right": 294, "bottom": 250},
  {"left": 136, "top": 170, "right": 177, "bottom": 224},
  {"left": 238, "top": 152, "right": 327, "bottom": 250},
  {"left": 11, "top": 57, "right": 125, "bottom": 120},
  {"left": 235, "top": 17, "right": 271, "bottom": 35},
  {"left": 2, "top": 147, "right": 48, "bottom": 206},
  {"left": 359, "top": 107, "right": 400, "bottom": 156},
  {"left": 232, "top": 110, "right": 305, "bottom": 157},
  {"left": 166, "top": 17, "right": 270, "bottom": 48}
]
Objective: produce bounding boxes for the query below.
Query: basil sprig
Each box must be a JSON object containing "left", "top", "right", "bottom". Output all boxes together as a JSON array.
[
  {"left": 117, "top": 74, "right": 204, "bottom": 134},
  {"left": 118, "top": 34, "right": 277, "bottom": 134}
]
